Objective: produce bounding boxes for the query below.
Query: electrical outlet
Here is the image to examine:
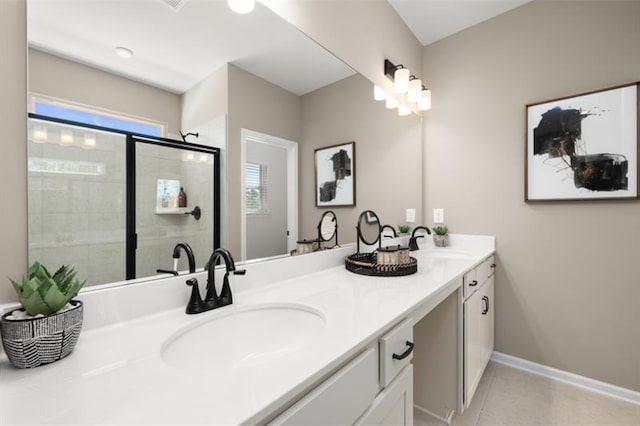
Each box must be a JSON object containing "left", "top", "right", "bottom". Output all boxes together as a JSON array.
[
  {"left": 406, "top": 208, "right": 416, "bottom": 223},
  {"left": 433, "top": 208, "right": 444, "bottom": 223}
]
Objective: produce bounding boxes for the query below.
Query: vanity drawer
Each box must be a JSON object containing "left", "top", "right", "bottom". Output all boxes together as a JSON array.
[
  {"left": 270, "top": 348, "right": 377, "bottom": 426},
  {"left": 477, "top": 255, "right": 496, "bottom": 283},
  {"left": 379, "top": 318, "right": 413, "bottom": 387},
  {"left": 463, "top": 269, "right": 478, "bottom": 300}
]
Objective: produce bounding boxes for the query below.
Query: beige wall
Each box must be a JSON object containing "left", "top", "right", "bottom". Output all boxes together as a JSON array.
[
  {"left": 300, "top": 73, "right": 423, "bottom": 243},
  {"left": 226, "top": 64, "right": 302, "bottom": 257},
  {"left": 181, "top": 64, "right": 228, "bottom": 132},
  {"left": 29, "top": 49, "right": 182, "bottom": 137},
  {"left": 262, "top": 0, "right": 423, "bottom": 105},
  {"left": 0, "top": 0, "right": 27, "bottom": 304},
  {"left": 423, "top": 0, "right": 640, "bottom": 391}
]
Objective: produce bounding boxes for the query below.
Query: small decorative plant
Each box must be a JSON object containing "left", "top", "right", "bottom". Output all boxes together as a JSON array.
[
  {"left": 10, "top": 261, "right": 85, "bottom": 316},
  {"left": 398, "top": 225, "right": 411, "bottom": 234},
  {"left": 432, "top": 225, "right": 448, "bottom": 236},
  {"left": 2, "top": 261, "right": 86, "bottom": 368}
]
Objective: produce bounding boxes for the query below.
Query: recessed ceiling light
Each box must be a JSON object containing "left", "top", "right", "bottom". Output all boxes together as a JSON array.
[
  {"left": 228, "top": 0, "right": 255, "bottom": 14},
  {"left": 114, "top": 46, "right": 134, "bottom": 59}
]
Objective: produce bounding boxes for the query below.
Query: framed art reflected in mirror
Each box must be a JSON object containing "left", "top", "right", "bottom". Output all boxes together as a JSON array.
[
  {"left": 526, "top": 82, "right": 639, "bottom": 201},
  {"left": 314, "top": 141, "right": 355, "bottom": 207}
]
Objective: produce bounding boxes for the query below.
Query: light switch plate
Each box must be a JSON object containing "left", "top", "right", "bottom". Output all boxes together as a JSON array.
[
  {"left": 406, "top": 208, "right": 416, "bottom": 223},
  {"left": 433, "top": 208, "right": 444, "bottom": 223}
]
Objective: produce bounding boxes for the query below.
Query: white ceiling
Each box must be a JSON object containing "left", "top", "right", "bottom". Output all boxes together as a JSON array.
[
  {"left": 28, "top": 0, "right": 533, "bottom": 96},
  {"left": 27, "top": 0, "right": 355, "bottom": 95},
  {"left": 389, "top": 0, "right": 532, "bottom": 46}
]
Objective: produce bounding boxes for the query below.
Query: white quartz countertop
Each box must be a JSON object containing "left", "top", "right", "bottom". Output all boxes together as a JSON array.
[{"left": 0, "top": 236, "right": 495, "bottom": 425}]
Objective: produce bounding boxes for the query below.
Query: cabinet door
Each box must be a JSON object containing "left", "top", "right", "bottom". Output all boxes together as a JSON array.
[
  {"left": 355, "top": 365, "right": 413, "bottom": 426},
  {"left": 480, "top": 276, "right": 495, "bottom": 369},
  {"left": 464, "top": 275, "right": 495, "bottom": 408},
  {"left": 464, "top": 286, "right": 484, "bottom": 407}
]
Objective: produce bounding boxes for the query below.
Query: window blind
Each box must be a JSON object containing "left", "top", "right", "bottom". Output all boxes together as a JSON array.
[{"left": 245, "top": 162, "right": 268, "bottom": 214}]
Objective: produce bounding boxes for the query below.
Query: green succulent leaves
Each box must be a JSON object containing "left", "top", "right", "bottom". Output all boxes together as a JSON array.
[
  {"left": 433, "top": 226, "right": 448, "bottom": 236},
  {"left": 10, "top": 262, "right": 85, "bottom": 316}
]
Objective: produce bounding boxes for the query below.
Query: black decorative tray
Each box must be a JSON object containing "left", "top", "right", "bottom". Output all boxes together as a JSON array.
[{"left": 345, "top": 252, "right": 418, "bottom": 277}]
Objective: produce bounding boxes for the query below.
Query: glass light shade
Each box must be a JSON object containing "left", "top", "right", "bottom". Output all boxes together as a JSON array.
[
  {"left": 418, "top": 89, "right": 432, "bottom": 111},
  {"left": 407, "top": 78, "right": 422, "bottom": 102},
  {"left": 83, "top": 133, "right": 97, "bottom": 149},
  {"left": 33, "top": 126, "right": 48, "bottom": 143},
  {"left": 60, "top": 129, "right": 74, "bottom": 145},
  {"left": 373, "top": 85, "right": 387, "bottom": 101},
  {"left": 398, "top": 104, "right": 411, "bottom": 116},
  {"left": 385, "top": 96, "right": 399, "bottom": 109},
  {"left": 228, "top": 0, "right": 255, "bottom": 14},
  {"left": 393, "top": 67, "right": 410, "bottom": 93}
]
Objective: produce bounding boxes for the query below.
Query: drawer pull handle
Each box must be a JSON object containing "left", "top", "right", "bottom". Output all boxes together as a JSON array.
[
  {"left": 392, "top": 341, "right": 414, "bottom": 360},
  {"left": 490, "top": 263, "right": 496, "bottom": 268},
  {"left": 469, "top": 280, "right": 478, "bottom": 287}
]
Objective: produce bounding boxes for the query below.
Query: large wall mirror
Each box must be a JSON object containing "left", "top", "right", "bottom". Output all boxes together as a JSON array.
[{"left": 27, "top": 0, "right": 423, "bottom": 289}]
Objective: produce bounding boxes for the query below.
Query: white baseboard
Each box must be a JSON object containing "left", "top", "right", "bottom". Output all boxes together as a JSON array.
[
  {"left": 414, "top": 403, "right": 455, "bottom": 425},
  {"left": 491, "top": 351, "right": 640, "bottom": 406}
]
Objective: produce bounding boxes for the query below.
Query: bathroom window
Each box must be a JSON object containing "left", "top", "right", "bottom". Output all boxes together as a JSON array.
[
  {"left": 29, "top": 95, "right": 165, "bottom": 137},
  {"left": 245, "top": 162, "right": 268, "bottom": 214}
]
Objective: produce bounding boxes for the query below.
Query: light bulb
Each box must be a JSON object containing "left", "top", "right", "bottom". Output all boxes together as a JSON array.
[
  {"left": 394, "top": 67, "right": 410, "bottom": 93},
  {"left": 398, "top": 104, "right": 411, "bottom": 116},
  {"left": 60, "top": 129, "right": 74, "bottom": 146},
  {"left": 418, "top": 89, "right": 432, "bottom": 111},
  {"left": 228, "top": 0, "right": 255, "bottom": 14},
  {"left": 83, "top": 133, "right": 97, "bottom": 149},
  {"left": 33, "top": 126, "right": 48, "bottom": 143},
  {"left": 373, "top": 85, "right": 387, "bottom": 101},
  {"left": 407, "top": 78, "right": 422, "bottom": 102},
  {"left": 385, "top": 96, "right": 399, "bottom": 109}
]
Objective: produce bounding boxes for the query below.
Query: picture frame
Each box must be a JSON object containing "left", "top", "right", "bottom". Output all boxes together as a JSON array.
[
  {"left": 525, "top": 82, "right": 639, "bottom": 201},
  {"left": 315, "top": 141, "right": 355, "bottom": 207}
]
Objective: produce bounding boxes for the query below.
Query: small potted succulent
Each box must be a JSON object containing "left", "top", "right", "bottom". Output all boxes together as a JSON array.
[
  {"left": 398, "top": 225, "right": 411, "bottom": 236},
  {"left": 432, "top": 225, "right": 449, "bottom": 247},
  {"left": 1, "top": 262, "right": 85, "bottom": 368}
]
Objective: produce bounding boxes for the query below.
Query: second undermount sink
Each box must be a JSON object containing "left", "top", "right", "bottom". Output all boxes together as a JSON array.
[
  {"left": 424, "top": 248, "right": 473, "bottom": 259},
  {"left": 161, "top": 303, "right": 326, "bottom": 373}
]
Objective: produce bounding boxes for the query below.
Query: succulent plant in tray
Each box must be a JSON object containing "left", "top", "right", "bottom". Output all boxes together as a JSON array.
[
  {"left": 432, "top": 225, "right": 448, "bottom": 236},
  {"left": 398, "top": 225, "right": 411, "bottom": 235},
  {"left": 2, "top": 262, "right": 86, "bottom": 368}
]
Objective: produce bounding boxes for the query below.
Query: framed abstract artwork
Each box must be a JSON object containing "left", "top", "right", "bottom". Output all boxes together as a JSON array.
[
  {"left": 315, "top": 142, "right": 355, "bottom": 207},
  {"left": 526, "top": 82, "right": 639, "bottom": 201}
]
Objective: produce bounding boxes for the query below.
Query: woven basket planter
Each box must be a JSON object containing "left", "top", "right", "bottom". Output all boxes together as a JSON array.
[{"left": 1, "top": 300, "right": 83, "bottom": 369}]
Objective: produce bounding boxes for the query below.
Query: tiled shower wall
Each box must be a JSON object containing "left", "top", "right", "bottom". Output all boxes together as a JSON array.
[{"left": 28, "top": 119, "right": 215, "bottom": 287}]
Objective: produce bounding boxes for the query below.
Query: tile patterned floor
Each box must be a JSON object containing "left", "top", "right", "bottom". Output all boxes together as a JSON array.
[{"left": 415, "top": 362, "right": 640, "bottom": 426}]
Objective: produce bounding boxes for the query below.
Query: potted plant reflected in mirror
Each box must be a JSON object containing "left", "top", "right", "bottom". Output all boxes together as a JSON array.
[
  {"left": 398, "top": 225, "right": 411, "bottom": 236},
  {"left": 1, "top": 262, "right": 85, "bottom": 369},
  {"left": 432, "top": 226, "right": 449, "bottom": 247}
]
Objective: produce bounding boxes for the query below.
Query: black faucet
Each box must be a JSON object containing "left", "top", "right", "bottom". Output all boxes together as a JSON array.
[
  {"left": 173, "top": 242, "right": 196, "bottom": 273},
  {"left": 409, "top": 226, "right": 431, "bottom": 251},
  {"left": 184, "top": 248, "right": 246, "bottom": 315},
  {"left": 157, "top": 242, "right": 196, "bottom": 276}
]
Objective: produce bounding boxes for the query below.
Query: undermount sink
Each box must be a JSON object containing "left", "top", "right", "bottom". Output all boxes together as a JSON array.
[
  {"left": 161, "top": 303, "right": 326, "bottom": 372},
  {"left": 424, "top": 249, "right": 473, "bottom": 259}
]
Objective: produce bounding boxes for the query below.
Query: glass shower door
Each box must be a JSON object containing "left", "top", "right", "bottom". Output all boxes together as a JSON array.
[{"left": 135, "top": 142, "right": 216, "bottom": 277}]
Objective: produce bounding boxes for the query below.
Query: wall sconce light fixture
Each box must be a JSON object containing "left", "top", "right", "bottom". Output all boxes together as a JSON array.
[{"left": 375, "top": 59, "right": 432, "bottom": 113}]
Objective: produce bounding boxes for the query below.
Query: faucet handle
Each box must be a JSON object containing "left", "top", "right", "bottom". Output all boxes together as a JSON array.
[{"left": 233, "top": 269, "right": 246, "bottom": 276}]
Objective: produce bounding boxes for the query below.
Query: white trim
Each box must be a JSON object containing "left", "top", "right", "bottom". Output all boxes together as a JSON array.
[
  {"left": 491, "top": 351, "right": 640, "bottom": 406},
  {"left": 240, "top": 129, "right": 298, "bottom": 261},
  {"left": 414, "top": 403, "right": 455, "bottom": 425}
]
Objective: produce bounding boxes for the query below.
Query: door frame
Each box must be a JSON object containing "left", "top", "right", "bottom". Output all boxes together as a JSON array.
[{"left": 240, "top": 128, "right": 298, "bottom": 261}]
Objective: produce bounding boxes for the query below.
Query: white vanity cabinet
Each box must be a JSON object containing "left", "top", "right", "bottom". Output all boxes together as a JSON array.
[
  {"left": 463, "top": 255, "right": 495, "bottom": 408},
  {"left": 270, "top": 318, "right": 414, "bottom": 426}
]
